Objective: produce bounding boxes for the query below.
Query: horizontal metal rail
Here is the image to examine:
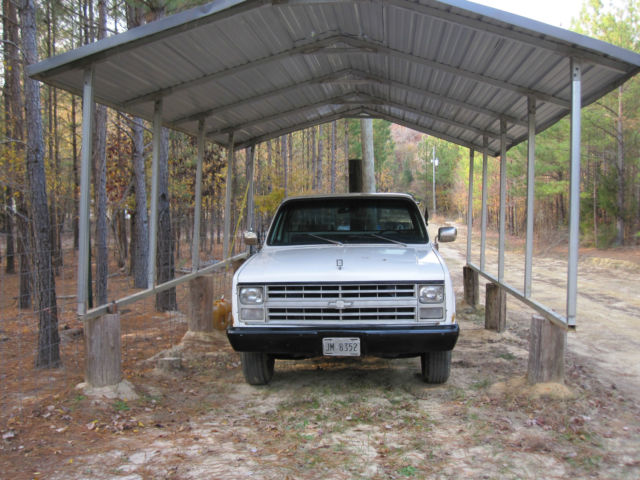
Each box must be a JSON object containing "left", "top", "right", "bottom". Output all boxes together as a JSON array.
[
  {"left": 466, "top": 262, "right": 574, "bottom": 332},
  {"left": 82, "top": 252, "right": 249, "bottom": 321}
]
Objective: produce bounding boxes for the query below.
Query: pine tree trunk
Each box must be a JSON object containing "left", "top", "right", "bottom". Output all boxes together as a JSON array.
[
  {"left": 21, "top": 0, "right": 60, "bottom": 368},
  {"left": 155, "top": 128, "right": 177, "bottom": 311},
  {"left": 331, "top": 120, "right": 337, "bottom": 193},
  {"left": 615, "top": 86, "right": 625, "bottom": 246},
  {"left": 2, "top": 0, "right": 16, "bottom": 274},
  {"left": 93, "top": 0, "right": 108, "bottom": 306},
  {"left": 282, "top": 135, "right": 288, "bottom": 197},
  {"left": 317, "top": 124, "right": 323, "bottom": 191}
]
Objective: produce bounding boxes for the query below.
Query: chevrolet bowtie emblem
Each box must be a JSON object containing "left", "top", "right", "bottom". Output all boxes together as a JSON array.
[
  {"left": 329, "top": 300, "right": 352, "bottom": 309},
  {"left": 336, "top": 259, "right": 343, "bottom": 270}
]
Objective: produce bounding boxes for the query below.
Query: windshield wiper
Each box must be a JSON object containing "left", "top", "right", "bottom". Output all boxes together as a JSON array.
[
  {"left": 303, "top": 233, "right": 343, "bottom": 245},
  {"left": 349, "top": 233, "right": 407, "bottom": 247}
]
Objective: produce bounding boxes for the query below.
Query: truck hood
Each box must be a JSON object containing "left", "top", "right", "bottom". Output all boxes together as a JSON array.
[{"left": 236, "top": 244, "right": 445, "bottom": 283}]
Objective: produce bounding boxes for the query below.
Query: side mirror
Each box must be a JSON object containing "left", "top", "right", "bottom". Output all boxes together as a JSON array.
[
  {"left": 243, "top": 230, "right": 258, "bottom": 246},
  {"left": 437, "top": 226, "right": 457, "bottom": 243},
  {"left": 424, "top": 207, "right": 429, "bottom": 225}
]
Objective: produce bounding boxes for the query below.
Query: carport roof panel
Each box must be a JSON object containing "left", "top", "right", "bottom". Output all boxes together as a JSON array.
[{"left": 28, "top": 0, "right": 640, "bottom": 155}]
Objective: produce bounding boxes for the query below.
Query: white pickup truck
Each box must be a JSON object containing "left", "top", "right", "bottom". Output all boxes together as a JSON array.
[{"left": 227, "top": 193, "right": 458, "bottom": 385}]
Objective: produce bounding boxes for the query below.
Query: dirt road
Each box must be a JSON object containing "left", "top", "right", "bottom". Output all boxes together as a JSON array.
[{"left": 4, "top": 226, "right": 640, "bottom": 479}]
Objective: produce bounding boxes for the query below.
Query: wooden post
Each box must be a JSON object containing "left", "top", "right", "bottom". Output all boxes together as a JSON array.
[
  {"left": 463, "top": 266, "right": 479, "bottom": 307},
  {"left": 182, "top": 275, "right": 216, "bottom": 346},
  {"left": 84, "top": 313, "right": 122, "bottom": 387},
  {"left": 485, "top": 283, "right": 506, "bottom": 332},
  {"left": 527, "top": 315, "right": 566, "bottom": 384},
  {"left": 187, "top": 275, "right": 214, "bottom": 334}
]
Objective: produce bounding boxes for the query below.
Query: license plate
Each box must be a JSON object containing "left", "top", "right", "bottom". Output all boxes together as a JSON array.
[{"left": 322, "top": 337, "right": 361, "bottom": 356}]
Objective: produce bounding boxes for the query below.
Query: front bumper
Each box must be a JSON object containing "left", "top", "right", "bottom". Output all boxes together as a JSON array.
[{"left": 227, "top": 324, "right": 459, "bottom": 357}]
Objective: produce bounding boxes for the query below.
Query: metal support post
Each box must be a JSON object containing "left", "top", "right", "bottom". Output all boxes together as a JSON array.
[
  {"left": 567, "top": 59, "right": 582, "bottom": 327},
  {"left": 192, "top": 119, "right": 205, "bottom": 272},
  {"left": 223, "top": 132, "right": 235, "bottom": 259},
  {"left": 432, "top": 145, "right": 437, "bottom": 215},
  {"left": 498, "top": 120, "right": 507, "bottom": 282},
  {"left": 148, "top": 99, "right": 162, "bottom": 288},
  {"left": 525, "top": 97, "right": 536, "bottom": 297},
  {"left": 246, "top": 145, "right": 255, "bottom": 232},
  {"left": 466, "top": 148, "right": 474, "bottom": 264},
  {"left": 480, "top": 136, "right": 488, "bottom": 270},
  {"left": 77, "top": 67, "right": 94, "bottom": 315}
]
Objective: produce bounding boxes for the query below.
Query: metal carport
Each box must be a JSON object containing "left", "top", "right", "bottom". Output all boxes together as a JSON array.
[{"left": 28, "top": 0, "right": 640, "bottom": 329}]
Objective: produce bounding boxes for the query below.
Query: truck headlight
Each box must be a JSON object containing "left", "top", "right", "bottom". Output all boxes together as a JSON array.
[
  {"left": 418, "top": 285, "right": 444, "bottom": 303},
  {"left": 239, "top": 286, "right": 264, "bottom": 305}
]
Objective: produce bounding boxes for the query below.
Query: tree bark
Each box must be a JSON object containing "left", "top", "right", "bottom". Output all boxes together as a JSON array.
[
  {"left": 331, "top": 120, "right": 337, "bottom": 193},
  {"left": 21, "top": 0, "right": 61, "bottom": 368},
  {"left": 615, "top": 86, "right": 625, "bottom": 246},
  {"left": 2, "top": 0, "right": 17, "bottom": 274},
  {"left": 126, "top": 6, "right": 148, "bottom": 288},
  {"left": 282, "top": 135, "right": 288, "bottom": 197},
  {"left": 317, "top": 124, "right": 324, "bottom": 191},
  {"left": 361, "top": 118, "right": 376, "bottom": 193},
  {"left": 93, "top": 0, "right": 109, "bottom": 306},
  {"left": 155, "top": 127, "right": 177, "bottom": 311},
  {"left": 131, "top": 116, "right": 148, "bottom": 288}
]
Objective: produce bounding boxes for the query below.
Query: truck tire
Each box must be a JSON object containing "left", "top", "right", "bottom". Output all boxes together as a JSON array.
[
  {"left": 420, "top": 350, "right": 451, "bottom": 384},
  {"left": 241, "top": 352, "right": 275, "bottom": 385}
]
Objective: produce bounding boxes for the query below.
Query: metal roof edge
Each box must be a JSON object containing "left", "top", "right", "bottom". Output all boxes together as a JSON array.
[
  {"left": 436, "top": 0, "right": 640, "bottom": 67},
  {"left": 27, "top": 0, "right": 256, "bottom": 79}
]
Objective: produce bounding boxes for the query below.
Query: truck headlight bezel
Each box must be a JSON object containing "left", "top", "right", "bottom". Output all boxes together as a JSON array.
[
  {"left": 239, "top": 286, "right": 264, "bottom": 305},
  {"left": 418, "top": 284, "right": 444, "bottom": 304}
]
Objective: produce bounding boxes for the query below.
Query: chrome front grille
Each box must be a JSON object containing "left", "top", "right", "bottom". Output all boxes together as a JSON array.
[
  {"left": 267, "top": 284, "right": 415, "bottom": 300},
  {"left": 264, "top": 283, "right": 417, "bottom": 323},
  {"left": 267, "top": 306, "right": 417, "bottom": 322}
]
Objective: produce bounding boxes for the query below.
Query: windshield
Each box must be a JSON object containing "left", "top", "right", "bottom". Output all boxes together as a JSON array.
[{"left": 267, "top": 197, "right": 428, "bottom": 246}]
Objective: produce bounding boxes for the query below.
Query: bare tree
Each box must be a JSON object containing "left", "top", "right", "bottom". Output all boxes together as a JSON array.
[
  {"left": 20, "top": 0, "right": 60, "bottom": 367},
  {"left": 124, "top": 4, "right": 148, "bottom": 288},
  {"left": 331, "top": 120, "right": 337, "bottom": 193},
  {"left": 155, "top": 127, "right": 176, "bottom": 311},
  {"left": 93, "top": 0, "right": 109, "bottom": 306}
]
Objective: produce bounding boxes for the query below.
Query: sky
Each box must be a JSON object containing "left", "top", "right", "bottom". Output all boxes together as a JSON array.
[{"left": 474, "top": 0, "right": 586, "bottom": 28}]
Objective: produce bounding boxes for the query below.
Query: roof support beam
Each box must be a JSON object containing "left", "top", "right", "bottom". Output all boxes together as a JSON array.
[
  {"left": 365, "top": 108, "right": 480, "bottom": 152},
  {"left": 173, "top": 68, "right": 528, "bottom": 130},
  {"left": 123, "top": 35, "right": 342, "bottom": 107},
  {"left": 353, "top": 71, "right": 528, "bottom": 127},
  {"left": 233, "top": 107, "right": 364, "bottom": 150},
  {"left": 171, "top": 69, "right": 354, "bottom": 125},
  {"left": 126, "top": 33, "right": 569, "bottom": 111},
  {"left": 364, "top": 93, "right": 503, "bottom": 140},
  {"left": 336, "top": 37, "right": 571, "bottom": 108},
  {"left": 207, "top": 94, "right": 357, "bottom": 137},
  {"left": 209, "top": 90, "right": 507, "bottom": 144}
]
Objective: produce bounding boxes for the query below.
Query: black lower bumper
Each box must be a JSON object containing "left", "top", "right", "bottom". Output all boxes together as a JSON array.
[{"left": 227, "top": 324, "right": 459, "bottom": 357}]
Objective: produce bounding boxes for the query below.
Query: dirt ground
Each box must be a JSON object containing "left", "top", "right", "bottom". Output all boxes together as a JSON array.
[{"left": 1, "top": 227, "right": 640, "bottom": 480}]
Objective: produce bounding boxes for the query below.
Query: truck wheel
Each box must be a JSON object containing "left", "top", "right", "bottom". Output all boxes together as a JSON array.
[
  {"left": 241, "top": 352, "right": 275, "bottom": 385},
  {"left": 421, "top": 350, "right": 451, "bottom": 384}
]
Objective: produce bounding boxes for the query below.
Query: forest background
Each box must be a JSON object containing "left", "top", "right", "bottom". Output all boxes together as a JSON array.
[{"left": 1, "top": 0, "right": 640, "bottom": 367}]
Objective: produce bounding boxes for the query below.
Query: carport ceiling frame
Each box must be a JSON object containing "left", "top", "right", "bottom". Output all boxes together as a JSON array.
[{"left": 27, "top": 0, "right": 640, "bottom": 157}]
